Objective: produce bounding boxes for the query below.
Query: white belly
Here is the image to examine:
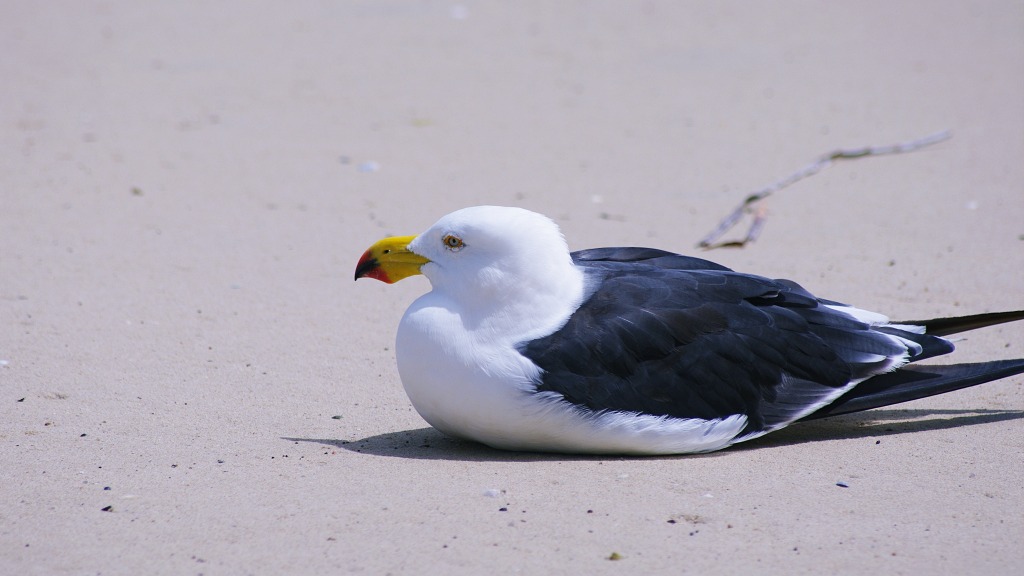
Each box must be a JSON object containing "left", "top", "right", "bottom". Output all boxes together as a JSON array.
[{"left": 395, "top": 295, "right": 747, "bottom": 455}]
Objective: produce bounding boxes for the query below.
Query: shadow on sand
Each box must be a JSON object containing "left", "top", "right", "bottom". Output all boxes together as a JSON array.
[{"left": 283, "top": 408, "right": 1024, "bottom": 462}]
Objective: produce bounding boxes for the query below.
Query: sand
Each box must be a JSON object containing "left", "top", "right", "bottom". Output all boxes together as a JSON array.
[{"left": 3, "top": 2, "right": 1023, "bottom": 574}]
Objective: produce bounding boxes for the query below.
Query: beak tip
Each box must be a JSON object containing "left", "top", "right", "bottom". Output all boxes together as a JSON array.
[
  {"left": 354, "top": 236, "right": 424, "bottom": 284},
  {"left": 355, "top": 253, "right": 395, "bottom": 283},
  {"left": 354, "top": 251, "right": 377, "bottom": 282}
]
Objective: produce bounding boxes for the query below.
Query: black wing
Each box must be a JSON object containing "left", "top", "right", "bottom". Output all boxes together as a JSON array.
[
  {"left": 519, "top": 249, "right": 952, "bottom": 437},
  {"left": 801, "top": 358, "right": 1024, "bottom": 420}
]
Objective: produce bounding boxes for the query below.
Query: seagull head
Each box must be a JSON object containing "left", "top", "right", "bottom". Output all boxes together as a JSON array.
[{"left": 355, "top": 206, "right": 575, "bottom": 297}]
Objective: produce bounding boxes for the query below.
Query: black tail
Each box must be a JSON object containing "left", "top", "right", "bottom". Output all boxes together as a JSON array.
[
  {"left": 802, "top": 309, "right": 1024, "bottom": 421},
  {"left": 898, "top": 310, "right": 1024, "bottom": 337},
  {"left": 803, "top": 359, "right": 1024, "bottom": 421}
]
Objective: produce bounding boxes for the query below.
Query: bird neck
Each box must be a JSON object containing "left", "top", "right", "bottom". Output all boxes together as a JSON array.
[{"left": 439, "top": 261, "right": 585, "bottom": 343}]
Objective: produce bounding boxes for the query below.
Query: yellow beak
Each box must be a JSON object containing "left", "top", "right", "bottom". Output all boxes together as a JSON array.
[{"left": 354, "top": 235, "right": 430, "bottom": 284}]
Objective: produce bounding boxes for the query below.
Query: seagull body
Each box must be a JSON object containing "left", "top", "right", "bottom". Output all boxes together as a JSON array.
[{"left": 355, "top": 206, "right": 1024, "bottom": 455}]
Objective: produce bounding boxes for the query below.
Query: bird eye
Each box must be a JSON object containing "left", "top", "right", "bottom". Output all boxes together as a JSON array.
[{"left": 442, "top": 234, "right": 465, "bottom": 251}]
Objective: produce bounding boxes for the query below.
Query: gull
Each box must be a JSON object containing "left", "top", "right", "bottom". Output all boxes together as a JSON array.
[{"left": 355, "top": 206, "right": 1024, "bottom": 455}]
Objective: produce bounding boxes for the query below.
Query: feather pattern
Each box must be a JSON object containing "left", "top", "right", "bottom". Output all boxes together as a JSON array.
[{"left": 521, "top": 248, "right": 958, "bottom": 438}]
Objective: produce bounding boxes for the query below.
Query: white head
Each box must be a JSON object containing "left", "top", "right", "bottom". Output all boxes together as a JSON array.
[
  {"left": 410, "top": 206, "right": 572, "bottom": 293},
  {"left": 355, "top": 206, "right": 583, "bottom": 331}
]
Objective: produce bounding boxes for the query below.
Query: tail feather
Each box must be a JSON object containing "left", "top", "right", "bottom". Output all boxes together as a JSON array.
[
  {"left": 802, "top": 358, "right": 1024, "bottom": 421},
  {"left": 898, "top": 310, "right": 1024, "bottom": 337}
]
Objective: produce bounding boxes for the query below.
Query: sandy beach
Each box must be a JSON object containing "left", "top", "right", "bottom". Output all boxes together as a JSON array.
[{"left": 3, "top": 2, "right": 1023, "bottom": 574}]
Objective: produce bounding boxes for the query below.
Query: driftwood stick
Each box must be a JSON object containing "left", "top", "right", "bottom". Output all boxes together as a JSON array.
[{"left": 696, "top": 130, "right": 952, "bottom": 250}]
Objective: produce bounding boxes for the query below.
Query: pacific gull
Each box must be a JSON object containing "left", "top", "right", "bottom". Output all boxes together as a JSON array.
[{"left": 355, "top": 206, "right": 1024, "bottom": 455}]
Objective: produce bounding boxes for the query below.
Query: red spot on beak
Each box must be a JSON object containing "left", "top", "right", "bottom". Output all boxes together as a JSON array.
[{"left": 354, "top": 250, "right": 391, "bottom": 283}]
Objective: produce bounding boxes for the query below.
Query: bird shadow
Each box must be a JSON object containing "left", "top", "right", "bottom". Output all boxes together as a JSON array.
[
  {"left": 283, "top": 408, "right": 1024, "bottom": 462},
  {"left": 738, "top": 407, "right": 1024, "bottom": 451}
]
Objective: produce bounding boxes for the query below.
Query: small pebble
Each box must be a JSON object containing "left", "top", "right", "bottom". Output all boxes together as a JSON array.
[{"left": 836, "top": 481, "right": 849, "bottom": 488}]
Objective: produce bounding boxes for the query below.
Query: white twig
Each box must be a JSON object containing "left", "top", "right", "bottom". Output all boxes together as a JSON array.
[{"left": 696, "top": 130, "right": 952, "bottom": 250}]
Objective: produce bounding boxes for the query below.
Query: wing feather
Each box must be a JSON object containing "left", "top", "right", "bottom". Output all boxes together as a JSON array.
[{"left": 518, "top": 251, "right": 955, "bottom": 436}]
